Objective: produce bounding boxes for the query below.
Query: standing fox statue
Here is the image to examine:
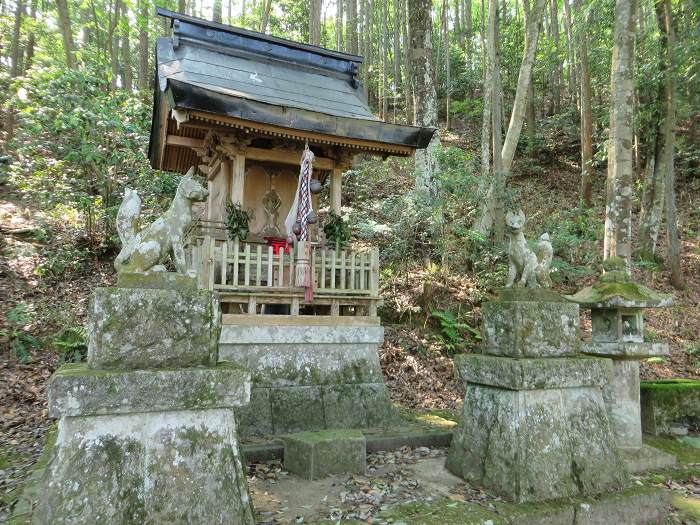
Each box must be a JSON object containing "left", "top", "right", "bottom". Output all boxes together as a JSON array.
[
  {"left": 114, "top": 167, "right": 208, "bottom": 273},
  {"left": 505, "top": 209, "right": 553, "bottom": 288}
]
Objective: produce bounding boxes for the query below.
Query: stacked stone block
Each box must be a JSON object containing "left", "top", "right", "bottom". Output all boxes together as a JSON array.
[
  {"left": 33, "top": 275, "right": 255, "bottom": 524},
  {"left": 220, "top": 324, "right": 398, "bottom": 436},
  {"left": 446, "top": 289, "right": 626, "bottom": 503}
]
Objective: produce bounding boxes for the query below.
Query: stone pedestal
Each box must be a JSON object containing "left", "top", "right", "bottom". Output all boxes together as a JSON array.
[
  {"left": 34, "top": 280, "right": 255, "bottom": 525},
  {"left": 283, "top": 430, "right": 366, "bottom": 480},
  {"left": 446, "top": 290, "right": 626, "bottom": 503}
]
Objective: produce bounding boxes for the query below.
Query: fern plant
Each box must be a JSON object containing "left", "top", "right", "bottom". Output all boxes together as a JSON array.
[{"left": 430, "top": 309, "right": 481, "bottom": 354}]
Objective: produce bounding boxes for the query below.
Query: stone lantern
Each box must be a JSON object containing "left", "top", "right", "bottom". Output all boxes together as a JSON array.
[{"left": 567, "top": 257, "right": 676, "bottom": 471}]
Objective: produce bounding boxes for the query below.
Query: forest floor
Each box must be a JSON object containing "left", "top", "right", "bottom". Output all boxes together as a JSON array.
[{"left": 1, "top": 127, "right": 699, "bottom": 521}]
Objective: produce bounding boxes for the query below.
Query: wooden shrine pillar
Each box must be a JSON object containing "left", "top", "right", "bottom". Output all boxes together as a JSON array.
[
  {"left": 331, "top": 152, "right": 354, "bottom": 214},
  {"left": 230, "top": 150, "right": 245, "bottom": 205}
]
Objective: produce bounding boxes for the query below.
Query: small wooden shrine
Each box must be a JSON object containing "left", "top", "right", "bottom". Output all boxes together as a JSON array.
[{"left": 149, "top": 9, "right": 435, "bottom": 320}]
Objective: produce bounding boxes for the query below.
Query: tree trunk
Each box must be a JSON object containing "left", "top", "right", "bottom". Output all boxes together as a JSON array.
[
  {"left": 409, "top": 0, "right": 440, "bottom": 195},
  {"left": 454, "top": 0, "right": 463, "bottom": 47},
  {"left": 393, "top": 0, "right": 402, "bottom": 102},
  {"left": 178, "top": 0, "right": 186, "bottom": 12},
  {"left": 604, "top": 0, "right": 636, "bottom": 267},
  {"left": 56, "top": 0, "right": 77, "bottom": 67},
  {"left": 24, "top": 0, "right": 38, "bottom": 73},
  {"left": 363, "top": 0, "right": 372, "bottom": 99},
  {"left": 562, "top": 0, "right": 577, "bottom": 107},
  {"left": 109, "top": 0, "right": 122, "bottom": 89},
  {"left": 10, "top": 0, "right": 25, "bottom": 78},
  {"left": 382, "top": 0, "right": 389, "bottom": 119},
  {"left": 309, "top": 0, "right": 322, "bottom": 44},
  {"left": 549, "top": 0, "right": 561, "bottom": 114},
  {"left": 138, "top": 0, "right": 150, "bottom": 90},
  {"left": 442, "top": 0, "right": 451, "bottom": 129},
  {"left": 475, "top": 0, "right": 504, "bottom": 239},
  {"left": 579, "top": 8, "right": 593, "bottom": 206},
  {"left": 121, "top": 20, "right": 132, "bottom": 91},
  {"left": 261, "top": 0, "right": 272, "bottom": 32},
  {"left": 213, "top": 0, "right": 222, "bottom": 22},
  {"left": 346, "top": 0, "right": 358, "bottom": 54},
  {"left": 500, "top": 0, "right": 546, "bottom": 173},
  {"left": 657, "top": 0, "right": 682, "bottom": 287},
  {"left": 402, "top": 0, "right": 413, "bottom": 123},
  {"left": 336, "top": 0, "right": 344, "bottom": 48}
]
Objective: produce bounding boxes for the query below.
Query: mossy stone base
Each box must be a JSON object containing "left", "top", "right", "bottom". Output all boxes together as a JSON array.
[
  {"left": 283, "top": 430, "right": 366, "bottom": 480},
  {"left": 87, "top": 287, "right": 220, "bottom": 370},
  {"left": 454, "top": 354, "right": 612, "bottom": 390},
  {"left": 641, "top": 379, "right": 700, "bottom": 436},
  {"left": 482, "top": 298, "right": 579, "bottom": 358},
  {"left": 221, "top": 325, "right": 399, "bottom": 437},
  {"left": 32, "top": 408, "right": 255, "bottom": 525},
  {"left": 446, "top": 383, "right": 626, "bottom": 502},
  {"left": 47, "top": 362, "right": 250, "bottom": 418}
]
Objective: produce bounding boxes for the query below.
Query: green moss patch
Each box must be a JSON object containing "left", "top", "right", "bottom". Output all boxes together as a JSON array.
[
  {"left": 641, "top": 379, "right": 700, "bottom": 391},
  {"left": 671, "top": 495, "right": 700, "bottom": 520},
  {"left": 644, "top": 436, "right": 700, "bottom": 465},
  {"left": 567, "top": 281, "right": 673, "bottom": 307}
]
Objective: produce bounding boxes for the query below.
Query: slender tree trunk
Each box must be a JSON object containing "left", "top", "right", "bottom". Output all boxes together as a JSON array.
[
  {"left": 213, "top": 0, "right": 222, "bottom": 22},
  {"left": 409, "top": 0, "right": 440, "bottom": 195},
  {"left": 24, "top": 0, "right": 38, "bottom": 73},
  {"left": 363, "top": 0, "right": 372, "bottom": 98},
  {"left": 261, "top": 0, "right": 272, "bottom": 32},
  {"left": 346, "top": 0, "right": 358, "bottom": 54},
  {"left": 579, "top": 6, "right": 593, "bottom": 206},
  {"left": 402, "top": 0, "right": 413, "bottom": 123},
  {"left": 393, "top": 0, "right": 402, "bottom": 101},
  {"left": 309, "top": 0, "right": 322, "bottom": 44},
  {"left": 465, "top": 0, "right": 472, "bottom": 68},
  {"left": 336, "top": 0, "right": 344, "bottom": 49},
  {"left": 442, "top": 0, "right": 451, "bottom": 129},
  {"left": 562, "top": 0, "right": 577, "bottom": 107},
  {"left": 382, "top": 0, "right": 388, "bottom": 119},
  {"left": 604, "top": 0, "right": 636, "bottom": 267},
  {"left": 109, "top": 0, "right": 122, "bottom": 89},
  {"left": 657, "top": 0, "right": 682, "bottom": 287},
  {"left": 526, "top": 79, "right": 536, "bottom": 143},
  {"left": 500, "top": 0, "right": 546, "bottom": 173},
  {"left": 56, "top": 0, "right": 77, "bottom": 67},
  {"left": 10, "top": 0, "right": 25, "bottom": 78},
  {"left": 475, "top": 0, "right": 504, "bottom": 239},
  {"left": 138, "top": 0, "right": 150, "bottom": 90},
  {"left": 549, "top": 0, "right": 561, "bottom": 114},
  {"left": 121, "top": 20, "right": 132, "bottom": 91},
  {"left": 178, "top": 0, "right": 186, "bottom": 12},
  {"left": 454, "top": 0, "right": 463, "bottom": 47}
]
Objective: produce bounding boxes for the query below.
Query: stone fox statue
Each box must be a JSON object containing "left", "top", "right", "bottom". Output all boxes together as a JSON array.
[
  {"left": 114, "top": 168, "right": 208, "bottom": 273},
  {"left": 505, "top": 210, "right": 553, "bottom": 288}
]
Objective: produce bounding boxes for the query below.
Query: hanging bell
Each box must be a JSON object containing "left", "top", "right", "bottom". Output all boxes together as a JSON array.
[
  {"left": 287, "top": 235, "right": 295, "bottom": 244},
  {"left": 292, "top": 222, "right": 302, "bottom": 236},
  {"left": 309, "top": 179, "right": 322, "bottom": 194},
  {"left": 307, "top": 210, "right": 318, "bottom": 225}
]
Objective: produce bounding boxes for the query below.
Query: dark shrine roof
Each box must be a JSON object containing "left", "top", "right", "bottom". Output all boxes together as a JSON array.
[{"left": 149, "top": 8, "right": 435, "bottom": 168}]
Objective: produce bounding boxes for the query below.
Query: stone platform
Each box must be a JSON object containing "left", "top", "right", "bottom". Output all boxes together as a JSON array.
[{"left": 219, "top": 324, "right": 398, "bottom": 436}]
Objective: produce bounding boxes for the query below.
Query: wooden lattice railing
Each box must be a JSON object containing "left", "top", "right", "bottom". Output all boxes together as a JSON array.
[{"left": 185, "top": 235, "right": 381, "bottom": 318}]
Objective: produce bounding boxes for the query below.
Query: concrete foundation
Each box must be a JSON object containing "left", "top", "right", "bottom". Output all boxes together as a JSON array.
[{"left": 220, "top": 324, "right": 399, "bottom": 436}]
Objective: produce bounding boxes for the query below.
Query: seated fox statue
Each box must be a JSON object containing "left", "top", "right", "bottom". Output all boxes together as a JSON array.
[
  {"left": 505, "top": 209, "right": 553, "bottom": 288},
  {"left": 114, "top": 167, "right": 208, "bottom": 273}
]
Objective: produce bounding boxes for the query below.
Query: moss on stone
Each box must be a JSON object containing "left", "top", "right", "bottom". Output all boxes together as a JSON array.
[
  {"left": 644, "top": 436, "right": 700, "bottom": 465},
  {"left": 566, "top": 281, "right": 673, "bottom": 307}
]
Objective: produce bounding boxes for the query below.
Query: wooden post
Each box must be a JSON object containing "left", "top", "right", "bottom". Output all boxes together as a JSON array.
[
  {"left": 331, "top": 166, "right": 342, "bottom": 214},
  {"left": 230, "top": 152, "right": 245, "bottom": 205}
]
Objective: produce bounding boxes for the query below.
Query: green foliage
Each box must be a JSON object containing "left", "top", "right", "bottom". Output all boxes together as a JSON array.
[
  {"left": 34, "top": 246, "right": 90, "bottom": 278},
  {"left": 3, "top": 303, "right": 40, "bottom": 363},
  {"left": 430, "top": 309, "right": 481, "bottom": 354},
  {"left": 322, "top": 211, "right": 351, "bottom": 250},
  {"left": 52, "top": 326, "right": 87, "bottom": 363},
  {"left": 225, "top": 201, "right": 252, "bottom": 241}
]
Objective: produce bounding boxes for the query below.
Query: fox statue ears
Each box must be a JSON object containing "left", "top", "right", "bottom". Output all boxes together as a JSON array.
[{"left": 505, "top": 209, "right": 527, "bottom": 227}]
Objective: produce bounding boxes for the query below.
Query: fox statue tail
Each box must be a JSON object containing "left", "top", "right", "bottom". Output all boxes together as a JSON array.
[{"left": 116, "top": 188, "right": 141, "bottom": 245}]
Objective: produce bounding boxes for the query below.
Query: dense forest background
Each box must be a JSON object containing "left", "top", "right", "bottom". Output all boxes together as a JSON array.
[{"left": 0, "top": 0, "right": 698, "bottom": 518}]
